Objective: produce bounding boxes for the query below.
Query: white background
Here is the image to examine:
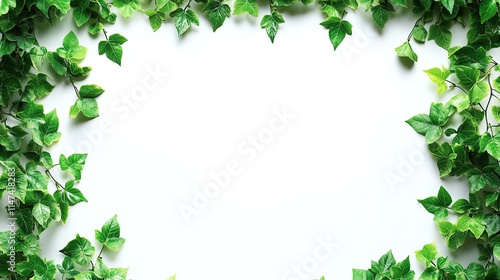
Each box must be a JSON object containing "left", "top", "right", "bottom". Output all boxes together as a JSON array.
[{"left": 24, "top": 4, "right": 480, "bottom": 280}]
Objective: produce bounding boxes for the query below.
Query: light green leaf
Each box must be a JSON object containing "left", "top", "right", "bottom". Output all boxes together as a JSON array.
[
  {"left": 79, "top": 84, "right": 105, "bottom": 98},
  {"left": 469, "top": 81, "right": 489, "bottom": 104},
  {"left": 395, "top": 41, "right": 418, "bottom": 62},
  {"left": 233, "top": 0, "right": 258, "bottom": 16},
  {"left": 448, "top": 94, "right": 470, "bottom": 112},
  {"left": 415, "top": 242, "right": 438, "bottom": 263},
  {"left": 424, "top": 66, "right": 449, "bottom": 94},
  {"left": 112, "top": 0, "right": 141, "bottom": 18}
]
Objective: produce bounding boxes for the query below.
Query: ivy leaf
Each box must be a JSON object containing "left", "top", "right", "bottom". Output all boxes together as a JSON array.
[
  {"left": 445, "top": 230, "right": 466, "bottom": 250},
  {"left": 428, "top": 24, "right": 452, "bottom": 49},
  {"left": 145, "top": 10, "right": 166, "bottom": 32},
  {"left": 448, "top": 94, "right": 470, "bottom": 112},
  {"left": 73, "top": 5, "right": 92, "bottom": 27},
  {"left": 321, "top": 16, "right": 352, "bottom": 50},
  {"left": 69, "top": 98, "right": 100, "bottom": 118},
  {"left": 35, "top": 0, "right": 71, "bottom": 18},
  {"left": 33, "top": 109, "right": 61, "bottom": 147},
  {"left": 56, "top": 257, "right": 80, "bottom": 279},
  {"left": 0, "top": 0, "right": 15, "bottom": 16},
  {"left": 428, "top": 142, "right": 457, "bottom": 177},
  {"left": 203, "top": 1, "right": 231, "bottom": 32},
  {"left": 484, "top": 214, "right": 500, "bottom": 236},
  {"left": 440, "top": 0, "right": 454, "bottom": 14},
  {"left": 59, "top": 234, "right": 95, "bottom": 266},
  {"left": 469, "top": 82, "right": 489, "bottom": 104},
  {"left": 260, "top": 12, "right": 285, "bottom": 43},
  {"left": 24, "top": 73, "right": 55, "bottom": 100},
  {"left": 60, "top": 180, "right": 88, "bottom": 206},
  {"left": 59, "top": 153, "right": 87, "bottom": 180},
  {"left": 480, "top": 0, "right": 498, "bottom": 23},
  {"left": 468, "top": 169, "right": 500, "bottom": 193},
  {"left": 112, "top": 0, "right": 141, "bottom": 18},
  {"left": 170, "top": 8, "right": 200, "bottom": 37},
  {"left": 47, "top": 52, "right": 68, "bottom": 76},
  {"left": 455, "top": 66, "right": 479, "bottom": 89},
  {"left": 486, "top": 134, "right": 500, "bottom": 160},
  {"left": 415, "top": 242, "right": 438, "bottom": 264},
  {"left": 352, "top": 269, "right": 375, "bottom": 279},
  {"left": 456, "top": 215, "right": 485, "bottom": 238},
  {"left": 57, "top": 31, "right": 87, "bottom": 61},
  {"left": 0, "top": 161, "right": 28, "bottom": 202},
  {"left": 98, "top": 33, "right": 127, "bottom": 66},
  {"left": 18, "top": 102, "right": 45, "bottom": 129},
  {"left": 79, "top": 84, "right": 105, "bottom": 98},
  {"left": 371, "top": 4, "right": 390, "bottom": 29},
  {"left": 395, "top": 41, "right": 418, "bottom": 62},
  {"left": 32, "top": 202, "right": 51, "bottom": 227},
  {"left": 233, "top": 0, "right": 258, "bottom": 16},
  {"left": 95, "top": 215, "right": 126, "bottom": 252},
  {"left": 158, "top": 0, "right": 177, "bottom": 12},
  {"left": 452, "top": 46, "right": 490, "bottom": 71},
  {"left": 424, "top": 67, "right": 449, "bottom": 94},
  {"left": 413, "top": 25, "right": 427, "bottom": 42}
]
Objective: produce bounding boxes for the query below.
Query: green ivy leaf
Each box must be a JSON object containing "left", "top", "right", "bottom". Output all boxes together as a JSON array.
[
  {"left": 415, "top": 242, "right": 438, "bottom": 264},
  {"left": 24, "top": 73, "right": 55, "bottom": 100},
  {"left": 170, "top": 8, "right": 200, "bottom": 37},
  {"left": 424, "top": 67, "right": 450, "bottom": 94},
  {"left": 203, "top": 1, "right": 231, "bottom": 32},
  {"left": 98, "top": 33, "right": 127, "bottom": 66},
  {"left": 480, "top": 0, "right": 498, "bottom": 23},
  {"left": 35, "top": 0, "right": 71, "bottom": 18},
  {"left": 233, "top": 0, "right": 258, "bottom": 16},
  {"left": 33, "top": 109, "right": 61, "bottom": 147},
  {"left": 18, "top": 102, "right": 45, "bottom": 129},
  {"left": 59, "top": 153, "right": 87, "bottom": 180},
  {"left": 146, "top": 10, "right": 166, "bottom": 32},
  {"left": 32, "top": 202, "right": 51, "bottom": 227},
  {"left": 59, "top": 234, "right": 95, "bottom": 266},
  {"left": 260, "top": 12, "right": 285, "bottom": 43},
  {"left": 456, "top": 215, "right": 485, "bottom": 238},
  {"left": 0, "top": 0, "right": 15, "bottom": 16},
  {"left": 395, "top": 41, "right": 418, "bottom": 62},
  {"left": 371, "top": 4, "right": 390, "bottom": 29},
  {"left": 95, "top": 215, "right": 126, "bottom": 252},
  {"left": 440, "top": 0, "right": 454, "bottom": 14},
  {"left": 448, "top": 93, "right": 470, "bottom": 112},
  {"left": 56, "top": 257, "right": 80, "bottom": 279},
  {"left": 113, "top": 0, "right": 141, "bottom": 18},
  {"left": 428, "top": 23, "right": 452, "bottom": 49},
  {"left": 59, "top": 180, "right": 88, "bottom": 206},
  {"left": 321, "top": 16, "right": 352, "bottom": 50},
  {"left": 79, "top": 84, "right": 105, "bottom": 98}
]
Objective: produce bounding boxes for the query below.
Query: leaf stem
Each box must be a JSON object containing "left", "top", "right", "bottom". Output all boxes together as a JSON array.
[
  {"left": 69, "top": 77, "right": 81, "bottom": 99},
  {"left": 46, "top": 169, "right": 64, "bottom": 190}
]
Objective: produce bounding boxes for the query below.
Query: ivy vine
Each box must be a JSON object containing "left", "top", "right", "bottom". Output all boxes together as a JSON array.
[{"left": 0, "top": 0, "right": 499, "bottom": 279}]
